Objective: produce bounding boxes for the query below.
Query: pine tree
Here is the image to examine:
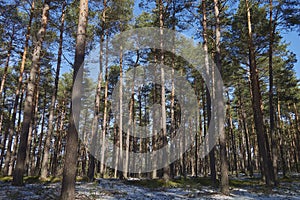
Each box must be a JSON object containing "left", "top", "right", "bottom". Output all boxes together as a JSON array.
[
  {"left": 12, "top": 0, "right": 50, "bottom": 186},
  {"left": 60, "top": 0, "right": 89, "bottom": 198}
]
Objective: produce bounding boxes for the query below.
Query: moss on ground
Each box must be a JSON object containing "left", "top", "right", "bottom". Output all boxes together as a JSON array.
[
  {"left": 0, "top": 176, "right": 12, "bottom": 182},
  {"left": 229, "top": 178, "right": 262, "bottom": 188},
  {"left": 124, "top": 175, "right": 297, "bottom": 190},
  {"left": 125, "top": 177, "right": 216, "bottom": 189}
]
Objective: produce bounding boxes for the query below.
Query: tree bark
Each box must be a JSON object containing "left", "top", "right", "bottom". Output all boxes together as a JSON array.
[
  {"left": 3, "top": 0, "right": 34, "bottom": 177},
  {"left": 268, "top": 0, "right": 278, "bottom": 185},
  {"left": 245, "top": 0, "right": 273, "bottom": 186},
  {"left": 60, "top": 0, "right": 88, "bottom": 199},
  {"left": 99, "top": 0, "right": 108, "bottom": 178},
  {"left": 12, "top": 0, "right": 50, "bottom": 186},
  {"left": 213, "top": 0, "right": 229, "bottom": 194},
  {"left": 2, "top": 26, "right": 15, "bottom": 175},
  {"left": 202, "top": 0, "right": 216, "bottom": 186}
]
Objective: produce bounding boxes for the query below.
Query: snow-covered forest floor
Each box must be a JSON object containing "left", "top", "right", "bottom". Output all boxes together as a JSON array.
[{"left": 1, "top": 173, "right": 300, "bottom": 200}]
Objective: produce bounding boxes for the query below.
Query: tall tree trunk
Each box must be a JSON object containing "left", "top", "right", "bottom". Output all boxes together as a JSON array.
[
  {"left": 245, "top": 0, "right": 272, "bottom": 186},
  {"left": 12, "top": 0, "right": 50, "bottom": 186},
  {"left": 26, "top": 75, "right": 40, "bottom": 176},
  {"left": 41, "top": 0, "right": 66, "bottom": 180},
  {"left": 3, "top": 0, "right": 35, "bottom": 177},
  {"left": 60, "top": 0, "right": 88, "bottom": 199},
  {"left": 158, "top": 0, "right": 169, "bottom": 182},
  {"left": 213, "top": 0, "right": 229, "bottom": 194},
  {"left": 26, "top": 61, "right": 41, "bottom": 175},
  {"left": 1, "top": 27, "right": 15, "bottom": 175},
  {"left": 118, "top": 45, "right": 124, "bottom": 179},
  {"left": 100, "top": 0, "right": 108, "bottom": 177},
  {"left": 202, "top": 0, "right": 216, "bottom": 186},
  {"left": 268, "top": 0, "right": 278, "bottom": 185},
  {"left": 151, "top": 56, "right": 158, "bottom": 179}
]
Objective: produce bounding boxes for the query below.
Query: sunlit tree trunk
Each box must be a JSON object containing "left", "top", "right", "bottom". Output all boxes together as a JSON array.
[
  {"left": 157, "top": 0, "right": 169, "bottom": 182},
  {"left": 213, "top": 0, "right": 229, "bottom": 194},
  {"left": 245, "top": 0, "right": 273, "bottom": 186},
  {"left": 12, "top": 0, "right": 50, "bottom": 186},
  {"left": 60, "top": 0, "right": 88, "bottom": 198},
  {"left": 3, "top": 0, "right": 35, "bottom": 177}
]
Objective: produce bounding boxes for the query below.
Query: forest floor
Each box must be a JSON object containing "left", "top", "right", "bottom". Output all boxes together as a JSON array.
[{"left": 0, "top": 173, "right": 300, "bottom": 200}]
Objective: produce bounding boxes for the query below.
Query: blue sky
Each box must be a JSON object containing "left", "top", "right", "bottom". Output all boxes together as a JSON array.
[
  {"left": 283, "top": 31, "right": 300, "bottom": 79},
  {"left": 132, "top": 1, "right": 300, "bottom": 80}
]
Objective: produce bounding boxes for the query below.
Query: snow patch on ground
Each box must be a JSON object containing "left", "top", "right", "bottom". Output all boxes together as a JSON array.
[{"left": 1, "top": 176, "right": 300, "bottom": 200}]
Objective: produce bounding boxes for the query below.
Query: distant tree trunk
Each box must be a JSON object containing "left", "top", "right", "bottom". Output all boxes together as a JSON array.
[
  {"left": 87, "top": 54, "right": 102, "bottom": 180},
  {"left": 151, "top": 57, "right": 158, "bottom": 179},
  {"left": 29, "top": 85, "right": 42, "bottom": 175},
  {"left": 245, "top": 0, "right": 272, "bottom": 186},
  {"left": 26, "top": 70, "right": 40, "bottom": 176},
  {"left": 12, "top": 0, "right": 50, "bottom": 186},
  {"left": 226, "top": 92, "right": 237, "bottom": 176},
  {"left": 0, "top": 89, "right": 8, "bottom": 172},
  {"left": 138, "top": 90, "right": 143, "bottom": 178},
  {"left": 287, "top": 104, "right": 299, "bottom": 171},
  {"left": 0, "top": 25, "right": 14, "bottom": 101},
  {"left": 124, "top": 53, "right": 138, "bottom": 179},
  {"left": 276, "top": 98, "right": 286, "bottom": 177},
  {"left": 60, "top": 0, "right": 88, "bottom": 199},
  {"left": 113, "top": 123, "right": 118, "bottom": 178},
  {"left": 201, "top": 83, "right": 208, "bottom": 177},
  {"left": 51, "top": 100, "right": 65, "bottom": 176},
  {"left": 168, "top": 0, "right": 176, "bottom": 179},
  {"left": 237, "top": 80, "right": 253, "bottom": 176},
  {"left": 118, "top": 45, "right": 124, "bottom": 179},
  {"left": 35, "top": 92, "right": 47, "bottom": 175},
  {"left": 9, "top": 87, "right": 25, "bottom": 176},
  {"left": 41, "top": 0, "right": 66, "bottom": 180},
  {"left": 87, "top": 0, "right": 106, "bottom": 181},
  {"left": 293, "top": 102, "right": 300, "bottom": 163}
]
